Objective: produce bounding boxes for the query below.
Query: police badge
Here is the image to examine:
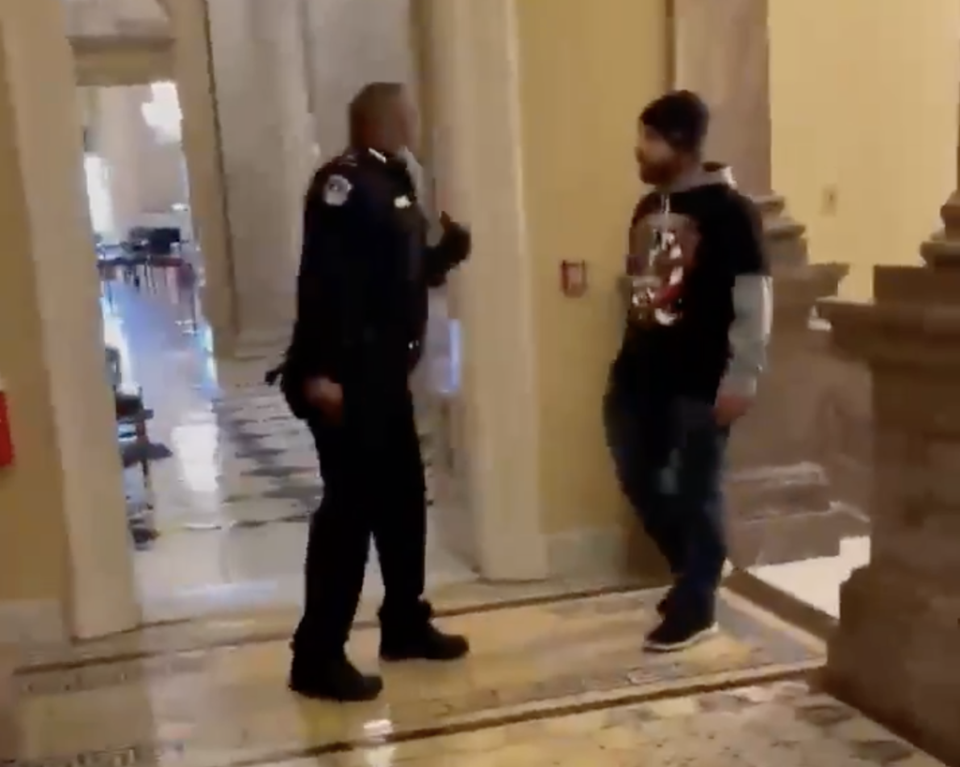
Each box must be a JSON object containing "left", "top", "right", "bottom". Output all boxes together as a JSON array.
[{"left": 322, "top": 174, "right": 352, "bottom": 207}]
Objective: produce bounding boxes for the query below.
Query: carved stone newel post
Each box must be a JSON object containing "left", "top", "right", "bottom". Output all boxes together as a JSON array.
[
  {"left": 819, "top": 191, "right": 960, "bottom": 764},
  {"left": 725, "top": 197, "right": 850, "bottom": 564}
]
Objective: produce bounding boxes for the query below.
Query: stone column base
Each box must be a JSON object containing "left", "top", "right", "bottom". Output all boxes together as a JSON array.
[
  {"left": 827, "top": 566, "right": 960, "bottom": 764},
  {"left": 231, "top": 327, "right": 293, "bottom": 361},
  {"left": 726, "top": 469, "right": 865, "bottom": 566}
]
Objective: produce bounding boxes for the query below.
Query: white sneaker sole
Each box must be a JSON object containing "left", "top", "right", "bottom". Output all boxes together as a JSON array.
[{"left": 644, "top": 623, "right": 720, "bottom": 653}]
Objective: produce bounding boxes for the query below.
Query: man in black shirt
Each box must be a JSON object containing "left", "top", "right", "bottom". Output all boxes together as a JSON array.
[
  {"left": 276, "top": 82, "right": 472, "bottom": 702},
  {"left": 605, "top": 91, "right": 772, "bottom": 652}
]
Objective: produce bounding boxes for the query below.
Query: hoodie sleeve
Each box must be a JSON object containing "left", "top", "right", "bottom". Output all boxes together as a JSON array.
[{"left": 719, "top": 197, "right": 773, "bottom": 399}]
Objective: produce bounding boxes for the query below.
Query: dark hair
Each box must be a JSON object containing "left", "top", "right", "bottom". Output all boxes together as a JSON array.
[
  {"left": 348, "top": 82, "right": 406, "bottom": 146},
  {"left": 640, "top": 90, "right": 710, "bottom": 153}
]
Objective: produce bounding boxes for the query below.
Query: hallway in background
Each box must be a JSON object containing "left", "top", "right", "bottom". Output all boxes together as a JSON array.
[{"left": 103, "top": 279, "right": 475, "bottom": 623}]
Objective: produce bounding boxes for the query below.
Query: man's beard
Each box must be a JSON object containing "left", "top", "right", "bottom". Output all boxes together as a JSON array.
[{"left": 638, "top": 160, "right": 674, "bottom": 186}]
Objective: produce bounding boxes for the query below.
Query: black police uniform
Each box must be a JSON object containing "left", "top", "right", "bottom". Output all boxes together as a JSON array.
[{"left": 276, "top": 147, "right": 471, "bottom": 701}]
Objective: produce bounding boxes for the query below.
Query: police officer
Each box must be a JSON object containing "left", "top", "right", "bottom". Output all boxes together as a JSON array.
[{"left": 277, "top": 82, "right": 472, "bottom": 702}]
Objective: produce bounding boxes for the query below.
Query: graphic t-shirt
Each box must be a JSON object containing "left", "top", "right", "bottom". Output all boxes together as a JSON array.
[{"left": 614, "top": 168, "right": 768, "bottom": 402}]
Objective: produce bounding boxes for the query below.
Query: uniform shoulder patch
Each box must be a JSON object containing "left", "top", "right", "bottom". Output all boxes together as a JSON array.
[{"left": 322, "top": 174, "right": 353, "bottom": 207}]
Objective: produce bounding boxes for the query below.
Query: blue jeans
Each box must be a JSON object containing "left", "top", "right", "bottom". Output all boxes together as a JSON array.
[{"left": 603, "top": 379, "right": 729, "bottom": 619}]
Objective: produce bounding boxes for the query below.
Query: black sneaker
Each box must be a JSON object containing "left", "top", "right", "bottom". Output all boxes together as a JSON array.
[
  {"left": 381, "top": 622, "right": 470, "bottom": 661},
  {"left": 656, "top": 587, "right": 676, "bottom": 617},
  {"left": 644, "top": 611, "right": 718, "bottom": 653},
  {"left": 288, "top": 655, "right": 383, "bottom": 702}
]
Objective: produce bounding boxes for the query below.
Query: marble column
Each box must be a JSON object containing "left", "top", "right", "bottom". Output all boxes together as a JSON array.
[
  {"left": 419, "top": 0, "right": 547, "bottom": 579},
  {"left": 94, "top": 85, "right": 152, "bottom": 240},
  {"left": 169, "top": 0, "right": 235, "bottom": 353},
  {"left": 819, "top": 186, "right": 960, "bottom": 764},
  {"left": 672, "top": 0, "right": 852, "bottom": 566},
  {"left": 94, "top": 84, "right": 187, "bottom": 238},
  {"left": 207, "top": 0, "right": 315, "bottom": 353},
  {"left": 302, "top": 0, "right": 418, "bottom": 159},
  {"left": 0, "top": 0, "right": 139, "bottom": 641}
]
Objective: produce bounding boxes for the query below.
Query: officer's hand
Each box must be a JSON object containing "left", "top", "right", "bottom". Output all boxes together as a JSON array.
[
  {"left": 305, "top": 377, "right": 343, "bottom": 420},
  {"left": 438, "top": 212, "right": 471, "bottom": 266},
  {"left": 439, "top": 211, "right": 466, "bottom": 236}
]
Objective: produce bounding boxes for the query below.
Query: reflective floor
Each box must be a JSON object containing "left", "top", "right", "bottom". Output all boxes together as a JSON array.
[
  {"left": 1, "top": 277, "right": 939, "bottom": 766},
  {"left": 5, "top": 584, "right": 942, "bottom": 767},
  {"left": 103, "top": 279, "right": 474, "bottom": 623}
]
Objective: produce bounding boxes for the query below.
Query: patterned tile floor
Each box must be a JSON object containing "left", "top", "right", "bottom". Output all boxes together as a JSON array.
[
  {"left": 4, "top": 585, "right": 943, "bottom": 767},
  {"left": 3, "top": 281, "right": 941, "bottom": 767},
  {"left": 317, "top": 680, "right": 942, "bottom": 767},
  {"left": 105, "top": 283, "right": 474, "bottom": 623}
]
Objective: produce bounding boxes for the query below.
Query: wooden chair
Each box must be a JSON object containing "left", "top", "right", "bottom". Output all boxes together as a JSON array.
[
  {"left": 116, "top": 388, "right": 154, "bottom": 496},
  {"left": 106, "top": 346, "right": 158, "bottom": 546}
]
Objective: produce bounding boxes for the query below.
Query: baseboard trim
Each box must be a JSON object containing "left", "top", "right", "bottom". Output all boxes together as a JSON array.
[
  {"left": 0, "top": 599, "right": 66, "bottom": 649},
  {"left": 545, "top": 525, "right": 672, "bottom": 584},
  {"left": 725, "top": 569, "right": 837, "bottom": 642},
  {"left": 546, "top": 527, "right": 840, "bottom": 643},
  {"left": 547, "top": 526, "right": 624, "bottom": 577},
  {"left": 232, "top": 328, "right": 291, "bottom": 360}
]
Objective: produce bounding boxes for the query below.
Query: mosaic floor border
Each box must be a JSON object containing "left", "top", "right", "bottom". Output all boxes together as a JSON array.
[
  {"left": 14, "top": 588, "right": 822, "bottom": 699},
  {"left": 296, "top": 679, "right": 941, "bottom": 767},
  {"left": 9, "top": 672, "right": 943, "bottom": 767},
  {"left": 7, "top": 675, "right": 843, "bottom": 767},
  {"left": 5, "top": 589, "right": 826, "bottom": 767},
  {"left": 14, "top": 579, "right": 657, "bottom": 674}
]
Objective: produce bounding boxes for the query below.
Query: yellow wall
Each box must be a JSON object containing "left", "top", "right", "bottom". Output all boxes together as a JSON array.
[
  {"left": 514, "top": 0, "right": 668, "bottom": 534},
  {"left": 770, "top": 0, "right": 960, "bottom": 300},
  {"left": 0, "top": 0, "right": 139, "bottom": 640}
]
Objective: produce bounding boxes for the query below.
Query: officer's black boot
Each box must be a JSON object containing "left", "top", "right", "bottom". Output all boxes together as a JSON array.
[
  {"left": 379, "top": 601, "right": 470, "bottom": 662},
  {"left": 288, "top": 651, "right": 383, "bottom": 702}
]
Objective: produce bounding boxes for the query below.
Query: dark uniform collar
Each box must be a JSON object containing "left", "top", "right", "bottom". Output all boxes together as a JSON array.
[
  {"left": 344, "top": 146, "right": 402, "bottom": 166},
  {"left": 367, "top": 147, "right": 391, "bottom": 164},
  {"left": 346, "top": 146, "right": 415, "bottom": 192}
]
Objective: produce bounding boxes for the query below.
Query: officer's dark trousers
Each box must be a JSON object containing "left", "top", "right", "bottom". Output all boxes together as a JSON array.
[
  {"left": 292, "top": 370, "right": 426, "bottom": 659},
  {"left": 603, "top": 376, "right": 729, "bottom": 620}
]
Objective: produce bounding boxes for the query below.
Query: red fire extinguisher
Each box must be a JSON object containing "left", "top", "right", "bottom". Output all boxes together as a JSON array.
[{"left": 0, "top": 375, "right": 14, "bottom": 469}]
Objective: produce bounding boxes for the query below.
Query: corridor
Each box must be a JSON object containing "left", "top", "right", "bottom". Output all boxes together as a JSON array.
[
  {"left": 105, "top": 281, "right": 474, "bottom": 622},
  {"left": 2, "top": 0, "right": 958, "bottom": 761},
  {"left": 7, "top": 582, "right": 942, "bottom": 766}
]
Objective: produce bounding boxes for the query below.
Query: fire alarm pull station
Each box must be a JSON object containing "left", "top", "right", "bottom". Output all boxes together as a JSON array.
[
  {"left": 560, "top": 260, "right": 588, "bottom": 298},
  {"left": 0, "top": 376, "right": 13, "bottom": 469}
]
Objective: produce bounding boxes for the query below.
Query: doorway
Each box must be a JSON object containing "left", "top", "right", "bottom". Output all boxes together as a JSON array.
[
  {"left": 75, "top": 9, "right": 487, "bottom": 625},
  {"left": 65, "top": 0, "right": 554, "bottom": 633}
]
